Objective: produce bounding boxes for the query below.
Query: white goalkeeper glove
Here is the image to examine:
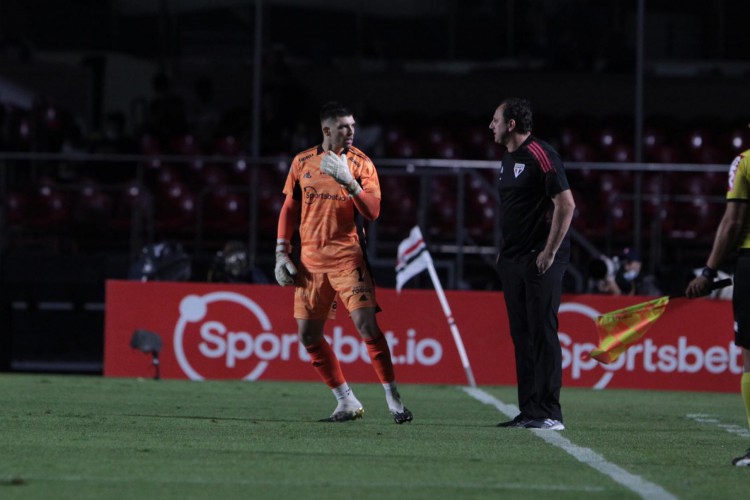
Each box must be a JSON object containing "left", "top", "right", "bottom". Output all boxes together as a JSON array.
[
  {"left": 274, "top": 239, "right": 297, "bottom": 286},
  {"left": 320, "top": 152, "right": 362, "bottom": 196}
]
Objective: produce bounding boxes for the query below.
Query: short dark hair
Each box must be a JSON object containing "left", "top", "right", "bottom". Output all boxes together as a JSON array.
[
  {"left": 320, "top": 101, "right": 352, "bottom": 123},
  {"left": 501, "top": 98, "right": 533, "bottom": 133}
]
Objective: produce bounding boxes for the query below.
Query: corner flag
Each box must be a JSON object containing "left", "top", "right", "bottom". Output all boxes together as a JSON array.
[
  {"left": 396, "top": 226, "right": 431, "bottom": 292},
  {"left": 395, "top": 226, "right": 476, "bottom": 387}
]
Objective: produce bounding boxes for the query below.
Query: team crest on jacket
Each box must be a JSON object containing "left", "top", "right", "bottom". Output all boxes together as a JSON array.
[{"left": 514, "top": 163, "right": 525, "bottom": 178}]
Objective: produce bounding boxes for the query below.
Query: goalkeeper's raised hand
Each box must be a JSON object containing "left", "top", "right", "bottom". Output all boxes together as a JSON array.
[
  {"left": 320, "top": 152, "right": 362, "bottom": 196},
  {"left": 274, "top": 239, "right": 297, "bottom": 286}
]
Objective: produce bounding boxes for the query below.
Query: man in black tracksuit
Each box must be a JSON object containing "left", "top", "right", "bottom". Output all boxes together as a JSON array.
[{"left": 489, "top": 98, "right": 576, "bottom": 430}]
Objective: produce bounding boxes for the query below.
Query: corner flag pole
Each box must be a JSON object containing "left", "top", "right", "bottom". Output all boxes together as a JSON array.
[{"left": 423, "top": 252, "right": 477, "bottom": 388}]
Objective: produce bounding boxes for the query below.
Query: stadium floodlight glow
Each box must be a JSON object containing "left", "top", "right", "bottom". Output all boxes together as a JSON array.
[{"left": 130, "top": 329, "right": 163, "bottom": 380}]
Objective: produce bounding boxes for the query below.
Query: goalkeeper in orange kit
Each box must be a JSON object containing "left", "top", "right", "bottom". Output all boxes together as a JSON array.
[{"left": 274, "top": 101, "right": 412, "bottom": 424}]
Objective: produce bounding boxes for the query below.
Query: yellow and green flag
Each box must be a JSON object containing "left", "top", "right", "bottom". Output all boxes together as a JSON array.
[{"left": 585, "top": 296, "right": 670, "bottom": 364}]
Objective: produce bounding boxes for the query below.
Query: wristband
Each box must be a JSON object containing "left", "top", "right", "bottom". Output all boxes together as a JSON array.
[
  {"left": 701, "top": 266, "right": 717, "bottom": 280},
  {"left": 276, "top": 238, "right": 290, "bottom": 254}
]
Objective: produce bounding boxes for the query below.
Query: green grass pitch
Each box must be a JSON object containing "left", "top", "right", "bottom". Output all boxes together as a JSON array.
[{"left": 1, "top": 374, "right": 748, "bottom": 499}]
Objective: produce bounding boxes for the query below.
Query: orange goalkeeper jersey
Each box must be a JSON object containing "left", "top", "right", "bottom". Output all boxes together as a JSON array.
[{"left": 282, "top": 145, "right": 381, "bottom": 272}]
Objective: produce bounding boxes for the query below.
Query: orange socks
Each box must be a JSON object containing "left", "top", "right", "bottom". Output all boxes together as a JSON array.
[
  {"left": 305, "top": 340, "right": 345, "bottom": 389},
  {"left": 365, "top": 334, "right": 395, "bottom": 384}
]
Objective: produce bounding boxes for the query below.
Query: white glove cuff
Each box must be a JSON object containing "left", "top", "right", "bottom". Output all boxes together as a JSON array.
[
  {"left": 275, "top": 238, "right": 291, "bottom": 254},
  {"left": 346, "top": 180, "right": 362, "bottom": 196}
]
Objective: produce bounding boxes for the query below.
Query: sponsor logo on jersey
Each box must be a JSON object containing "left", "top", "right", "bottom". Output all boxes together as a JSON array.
[{"left": 303, "top": 186, "right": 348, "bottom": 204}]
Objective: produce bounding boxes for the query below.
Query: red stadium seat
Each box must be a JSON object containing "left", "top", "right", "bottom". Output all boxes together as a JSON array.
[
  {"left": 645, "top": 144, "right": 683, "bottom": 164},
  {"left": 608, "top": 143, "right": 634, "bottom": 163},
  {"left": 173, "top": 134, "right": 201, "bottom": 156},
  {"left": 684, "top": 128, "right": 719, "bottom": 163},
  {"left": 74, "top": 178, "right": 114, "bottom": 225},
  {"left": 388, "top": 138, "right": 420, "bottom": 158},
  {"left": 724, "top": 127, "right": 750, "bottom": 155},
  {"left": 565, "top": 142, "right": 597, "bottom": 162},
  {"left": 204, "top": 187, "right": 248, "bottom": 234},
  {"left": 431, "top": 139, "right": 461, "bottom": 159},
  {"left": 5, "top": 191, "right": 27, "bottom": 227},
  {"left": 27, "top": 177, "right": 71, "bottom": 229},
  {"left": 607, "top": 198, "right": 633, "bottom": 235},
  {"left": 596, "top": 127, "right": 624, "bottom": 154},
  {"left": 215, "top": 135, "right": 242, "bottom": 156}
]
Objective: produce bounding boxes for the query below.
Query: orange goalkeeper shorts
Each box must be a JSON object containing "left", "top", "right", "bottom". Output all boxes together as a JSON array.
[{"left": 294, "top": 265, "right": 378, "bottom": 320}]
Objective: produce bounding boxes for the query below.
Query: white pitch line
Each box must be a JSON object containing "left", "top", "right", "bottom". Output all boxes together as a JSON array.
[
  {"left": 463, "top": 387, "right": 677, "bottom": 500},
  {"left": 686, "top": 413, "right": 750, "bottom": 438}
]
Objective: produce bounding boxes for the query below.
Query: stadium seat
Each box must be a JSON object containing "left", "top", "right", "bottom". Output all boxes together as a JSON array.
[
  {"left": 608, "top": 143, "right": 634, "bottom": 163},
  {"left": 684, "top": 128, "right": 719, "bottom": 164},
  {"left": 173, "top": 134, "right": 201, "bottom": 156},
  {"left": 74, "top": 178, "right": 114, "bottom": 227},
  {"left": 431, "top": 139, "right": 461, "bottom": 159},
  {"left": 388, "top": 138, "right": 420, "bottom": 158},
  {"left": 203, "top": 187, "right": 248, "bottom": 235},
  {"left": 596, "top": 127, "right": 623, "bottom": 155},
  {"left": 598, "top": 171, "right": 633, "bottom": 201},
  {"left": 642, "top": 172, "right": 671, "bottom": 197},
  {"left": 725, "top": 127, "right": 750, "bottom": 155},
  {"left": 642, "top": 126, "right": 666, "bottom": 150},
  {"left": 557, "top": 126, "right": 581, "bottom": 150},
  {"left": 424, "top": 126, "right": 450, "bottom": 147},
  {"left": 215, "top": 135, "right": 242, "bottom": 156},
  {"left": 565, "top": 141, "right": 597, "bottom": 162},
  {"left": 5, "top": 191, "right": 27, "bottom": 227},
  {"left": 667, "top": 197, "right": 720, "bottom": 240},
  {"left": 645, "top": 144, "right": 682, "bottom": 164},
  {"left": 198, "top": 165, "right": 229, "bottom": 188},
  {"left": 480, "top": 142, "right": 505, "bottom": 160},
  {"left": 427, "top": 176, "right": 458, "bottom": 240},
  {"left": 463, "top": 125, "right": 491, "bottom": 150},
  {"left": 154, "top": 181, "right": 196, "bottom": 232},
  {"left": 27, "top": 177, "right": 71, "bottom": 229},
  {"left": 607, "top": 198, "right": 633, "bottom": 235}
]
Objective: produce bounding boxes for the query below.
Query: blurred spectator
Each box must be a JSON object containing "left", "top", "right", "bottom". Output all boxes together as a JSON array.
[
  {"left": 128, "top": 241, "right": 192, "bottom": 282},
  {"left": 207, "top": 240, "right": 268, "bottom": 283},
  {"left": 615, "top": 247, "right": 662, "bottom": 296},
  {"left": 587, "top": 247, "right": 662, "bottom": 296},
  {"left": 586, "top": 254, "right": 621, "bottom": 294}
]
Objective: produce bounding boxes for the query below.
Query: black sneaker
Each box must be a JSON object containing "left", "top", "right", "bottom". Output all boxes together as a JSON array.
[
  {"left": 497, "top": 414, "right": 531, "bottom": 428},
  {"left": 524, "top": 418, "right": 565, "bottom": 430},
  {"left": 732, "top": 448, "right": 750, "bottom": 466}
]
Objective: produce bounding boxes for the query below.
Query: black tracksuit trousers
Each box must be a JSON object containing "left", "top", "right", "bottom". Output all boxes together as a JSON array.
[{"left": 498, "top": 247, "right": 568, "bottom": 422}]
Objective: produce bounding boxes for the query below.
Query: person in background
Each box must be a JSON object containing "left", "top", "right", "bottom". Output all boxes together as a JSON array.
[
  {"left": 274, "top": 101, "right": 412, "bottom": 424},
  {"left": 685, "top": 131, "right": 750, "bottom": 466},
  {"left": 586, "top": 254, "right": 621, "bottom": 294},
  {"left": 489, "top": 98, "right": 575, "bottom": 430},
  {"left": 207, "top": 240, "right": 267, "bottom": 284},
  {"left": 614, "top": 247, "right": 641, "bottom": 295}
]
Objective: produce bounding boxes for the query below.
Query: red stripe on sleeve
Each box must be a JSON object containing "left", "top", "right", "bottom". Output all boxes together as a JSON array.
[{"left": 528, "top": 141, "right": 555, "bottom": 173}]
